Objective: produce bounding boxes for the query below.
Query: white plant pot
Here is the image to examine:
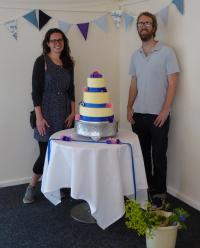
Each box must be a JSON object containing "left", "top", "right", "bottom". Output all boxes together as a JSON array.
[{"left": 146, "top": 224, "right": 178, "bottom": 248}]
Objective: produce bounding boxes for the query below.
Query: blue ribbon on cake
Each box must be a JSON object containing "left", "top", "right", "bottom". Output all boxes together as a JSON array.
[
  {"left": 81, "top": 103, "right": 107, "bottom": 108},
  {"left": 80, "top": 115, "right": 114, "bottom": 122},
  {"left": 87, "top": 87, "right": 107, "bottom": 92}
]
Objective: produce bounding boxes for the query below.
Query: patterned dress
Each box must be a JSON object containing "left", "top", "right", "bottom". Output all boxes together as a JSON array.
[{"left": 34, "top": 55, "right": 71, "bottom": 142}]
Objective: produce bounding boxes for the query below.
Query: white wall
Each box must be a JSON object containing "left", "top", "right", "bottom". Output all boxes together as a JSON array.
[
  {"left": 0, "top": 0, "right": 119, "bottom": 186},
  {"left": 1, "top": 0, "right": 200, "bottom": 212},
  {"left": 119, "top": 0, "right": 200, "bottom": 210},
  {"left": 165, "top": 0, "right": 200, "bottom": 210}
]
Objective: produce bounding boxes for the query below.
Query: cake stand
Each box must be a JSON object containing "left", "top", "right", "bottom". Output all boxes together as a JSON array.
[{"left": 75, "top": 120, "right": 118, "bottom": 141}]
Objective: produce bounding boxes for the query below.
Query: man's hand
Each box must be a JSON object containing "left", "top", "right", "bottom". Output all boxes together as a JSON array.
[
  {"left": 154, "top": 72, "right": 178, "bottom": 127},
  {"left": 127, "top": 76, "right": 137, "bottom": 125},
  {"left": 154, "top": 109, "right": 170, "bottom": 127},
  {"left": 127, "top": 108, "right": 135, "bottom": 125}
]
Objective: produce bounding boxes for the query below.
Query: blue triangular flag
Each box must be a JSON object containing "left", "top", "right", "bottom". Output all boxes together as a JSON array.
[
  {"left": 94, "top": 15, "right": 108, "bottom": 32},
  {"left": 123, "top": 13, "right": 134, "bottom": 31},
  {"left": 172, "top": 0, "right": 184, "bottom": 15},
  {"left": 23, "top": 10, "right": 38, "bottom": 29},
  {"left": 159, "top": 6, "right": 169, "bottom": 25},
  {"left": 58, "top": 21, "right": 71, "bottom": 34}
]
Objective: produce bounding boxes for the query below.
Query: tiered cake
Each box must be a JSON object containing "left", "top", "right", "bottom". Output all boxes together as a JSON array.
[{"left": 75, "top": 71, "right": 118, "bottom": 140}]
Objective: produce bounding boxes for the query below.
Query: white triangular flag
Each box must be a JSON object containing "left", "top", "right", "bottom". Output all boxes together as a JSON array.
[
  {"left": 94, "top": 15, "right": 108, "bottom": 32},
  {"left": 159, "top": 6, "right": 169, "bottom": 25},
  {"left": 123, "top": 13, "right": 134, "bottom": 30},
  {"left": 58, "top": 21, "right": 71, "bottom": 34},
  {"left": 5, "top": 19, "right": 18, "bottom": 40}
]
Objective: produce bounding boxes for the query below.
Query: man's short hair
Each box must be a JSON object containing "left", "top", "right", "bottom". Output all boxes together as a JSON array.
[{"left": 137, "top": 12, "right": 158, "bottom": 37}]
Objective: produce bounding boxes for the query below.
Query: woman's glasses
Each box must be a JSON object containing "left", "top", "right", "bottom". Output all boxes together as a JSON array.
[{"left": 49, "top": 38, "right": 64, "bottom": 43}]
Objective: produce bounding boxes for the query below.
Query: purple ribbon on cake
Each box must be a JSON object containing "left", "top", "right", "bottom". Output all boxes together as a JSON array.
[{"left": 90, "top": 71, "right": 102, "bottom": 78}]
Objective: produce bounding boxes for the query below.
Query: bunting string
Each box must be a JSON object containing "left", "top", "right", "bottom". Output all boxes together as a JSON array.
[
  {"left": 0, "top": 0, "right": 184, "bottom": 40},
  {"left": 0, "top": 5, "right": 109, "bottom": 13},
  {"left": 120, "top": 0, "right": 152, "bottom": 7}
]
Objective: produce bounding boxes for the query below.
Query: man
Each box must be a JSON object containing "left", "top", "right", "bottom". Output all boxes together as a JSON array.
[{"left": 127, "top": 12, "right": 179, "bottom": 208}]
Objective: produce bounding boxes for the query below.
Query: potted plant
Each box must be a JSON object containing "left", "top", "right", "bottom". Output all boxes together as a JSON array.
[{"left": 125, "top": 200, "right": 189, "bottom": 248}]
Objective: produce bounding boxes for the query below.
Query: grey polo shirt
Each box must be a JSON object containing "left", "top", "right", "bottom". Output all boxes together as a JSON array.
[{"left": 129, "top": 42, "right": 180, "bottom": 115}]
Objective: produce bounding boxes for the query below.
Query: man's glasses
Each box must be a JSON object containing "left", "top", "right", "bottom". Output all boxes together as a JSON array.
[
  {"left": 49, "top": 38, "right": 64, "bottom": 43},
  {"left": 137, "top": 22, "right": 153, "bottom": 28}
]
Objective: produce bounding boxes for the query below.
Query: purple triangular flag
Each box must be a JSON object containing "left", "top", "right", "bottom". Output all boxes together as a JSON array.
[
  {"left": 38, "top": 10, "right": 52, "bottom": 30},
  {"left": 77, "top": 22, "right": 89, "bottom": 40}
]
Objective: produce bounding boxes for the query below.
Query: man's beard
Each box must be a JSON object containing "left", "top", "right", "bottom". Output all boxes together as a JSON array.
[{"left": 138, "top": 30, "right": 154, "bottom": 42}]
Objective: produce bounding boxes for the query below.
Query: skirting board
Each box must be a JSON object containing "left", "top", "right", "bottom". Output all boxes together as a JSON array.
[
  {"left": 0, "top": 177, "right": 31, "bottom": 188},
  {"left": 0, "top": 179, "right": 200, "bottom": 211},
  {"left": 167, "top": 186, "right": 200, "bottom": 211}
]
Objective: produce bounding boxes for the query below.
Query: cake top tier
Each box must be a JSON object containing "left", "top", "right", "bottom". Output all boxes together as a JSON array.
[
  {"left": 87, "top": 71, "right": 105, "bottom": 87},
  {"left": 90, "top": 71, "right": 103, "bottom": 78}
]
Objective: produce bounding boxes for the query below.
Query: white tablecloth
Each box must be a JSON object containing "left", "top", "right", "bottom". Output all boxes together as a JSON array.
[{"left": 41, "top": 128, "right": 148, "bottom": 229}]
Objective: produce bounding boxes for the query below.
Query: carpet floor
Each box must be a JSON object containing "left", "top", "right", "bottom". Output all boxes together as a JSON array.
[{"left": 0, "top": 184, "right": 199, "bottom": 248}]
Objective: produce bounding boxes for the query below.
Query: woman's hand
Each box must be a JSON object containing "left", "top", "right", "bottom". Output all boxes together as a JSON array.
[
  {"left": 65, "top": 113, "right": 75, "bottom": 128},
  {"left": 36, "top": 118, "right": 50, "bottom": 136}
]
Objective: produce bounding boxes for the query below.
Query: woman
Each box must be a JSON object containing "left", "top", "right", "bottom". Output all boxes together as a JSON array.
[{"left": 23, "top": 28, "right": 75, "bottom": 203}]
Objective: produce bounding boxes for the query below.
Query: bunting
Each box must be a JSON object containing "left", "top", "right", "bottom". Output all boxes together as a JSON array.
[
  {"left": 77, "top": 22, "right": 89, "bottom": 40},
  {"left": 5, "top": 19, "right": 17, "bottom": 40},
  {"left": 93, "top": 15, "right": 108, "bottom": 32},
  {"left": 111, "top": 10, "right": 123, "bottom": 28},
  {"left": 159, "top": 6, "right": 169, "bottom": 25},
  {"left": 23, "top": 9, "right": 51, "bottom": 30},
  {"left": 0, "top": 1, "right": 184, "bottom": 41},
  {"left": 38, "top": 10, "right": 52, "bottom": 30},
  {"left": 23, "top": 10, "right": 38, "bottom": 29},
  {"left": 123, "top": 13, "right": 134, "bottom": 30},
  {"left": 58, "top": 21, "right": 71, "bottom": 34},
  {"left": 172, "top": 0, "right": 184, "bottom": 15}
]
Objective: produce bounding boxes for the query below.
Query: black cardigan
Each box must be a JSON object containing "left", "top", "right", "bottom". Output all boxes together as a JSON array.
[{"left": 32, "top": 55, "right": 75, "bottom": 107}]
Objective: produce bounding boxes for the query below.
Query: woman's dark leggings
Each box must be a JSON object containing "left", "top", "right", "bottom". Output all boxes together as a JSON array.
[{"left": 33, "top": 142, "right": 48, "bottom": 175}]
